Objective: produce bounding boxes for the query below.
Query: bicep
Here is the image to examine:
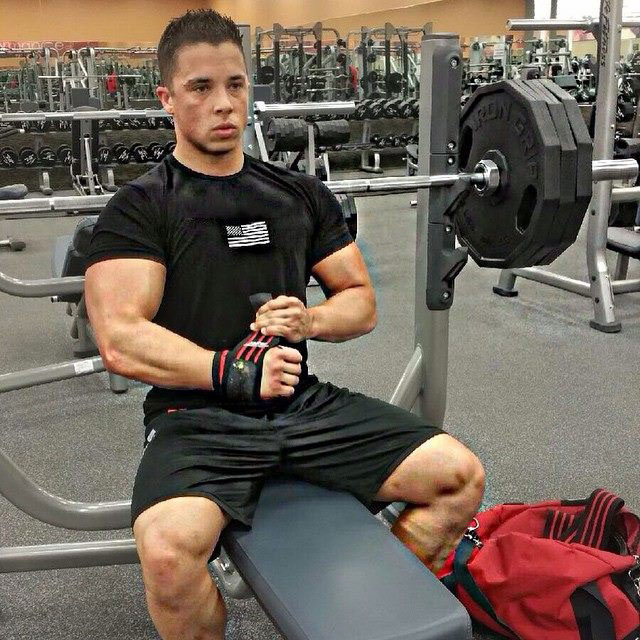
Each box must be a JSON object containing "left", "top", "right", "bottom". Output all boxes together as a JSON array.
[
  {"left": 85, "top": 258, "right": 166, "bottom": 343},
  {"left": 311, "top": 242, "right": 373, "bottom": 294}
]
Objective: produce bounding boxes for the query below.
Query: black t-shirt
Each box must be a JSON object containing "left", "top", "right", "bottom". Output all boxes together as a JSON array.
[{"left": 87, "top": 154, "right": 353, "bottom": 424}]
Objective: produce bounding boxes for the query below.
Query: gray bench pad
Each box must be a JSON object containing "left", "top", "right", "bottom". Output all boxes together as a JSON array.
[
  {"left": 607, "top": 227, "right": 640, "bottom": 258},
  {"left": 222, "top": 478, "right": 472, "bottom": 640}
]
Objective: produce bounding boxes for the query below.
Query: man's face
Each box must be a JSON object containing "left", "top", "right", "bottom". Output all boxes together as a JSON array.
[{"left": 158, "top": 41, "right": 248, "bottom": 156}]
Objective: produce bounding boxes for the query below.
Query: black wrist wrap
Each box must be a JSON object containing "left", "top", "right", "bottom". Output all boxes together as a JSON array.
[{"left": 212, "top": 331, "right": 280, "bottom": 403}]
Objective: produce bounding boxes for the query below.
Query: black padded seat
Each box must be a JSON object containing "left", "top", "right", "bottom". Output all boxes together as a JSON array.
[
  {"left": 607, "top": 227, "right": 640, "bottom": 258},
  {"left": 222, "top": 478, "right": 472, "bottom": 640},
  {"left": 0, "top": 184, "right": 28, "bottom": 200},
  {"left": 51, "top": 215, "right": 99, "bottom": 303}
]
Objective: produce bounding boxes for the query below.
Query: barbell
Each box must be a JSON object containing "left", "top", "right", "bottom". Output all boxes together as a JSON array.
[{"left": 0, "top": 80, "right": 636, "bottom": 270}]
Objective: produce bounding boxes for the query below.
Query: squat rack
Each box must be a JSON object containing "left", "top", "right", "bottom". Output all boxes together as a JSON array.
[{"left": 493, "top": 2, "right": 640, "bottom": 332}]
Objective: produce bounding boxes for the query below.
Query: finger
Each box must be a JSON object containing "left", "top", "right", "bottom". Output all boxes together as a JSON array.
[
  {"left": 278, "top": 347, "right": 303, "bottom": 363},
  {"left": 258, "top": 296, "right": 303, "bottom": 315},
  {"left": 282, "top": 361, "right": 302, "bottom": 376},
  {"left": 260, "top": 324, "right": 289, "bottom": 338},
  {"left": 254, "top": 310, "right": 297, "bottom": 327},
  {"left": 280, "top": 373, "right": 300, "bottom": 387}
]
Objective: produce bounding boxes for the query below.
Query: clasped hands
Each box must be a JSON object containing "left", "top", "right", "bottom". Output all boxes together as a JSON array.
[{"left": 250, "top": 295, "right": 313, "bottom": 344}]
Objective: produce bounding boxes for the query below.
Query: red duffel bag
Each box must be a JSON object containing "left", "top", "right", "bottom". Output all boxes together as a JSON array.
[{"left": 436, "top": 489, "right": 640, "bottom": 640}]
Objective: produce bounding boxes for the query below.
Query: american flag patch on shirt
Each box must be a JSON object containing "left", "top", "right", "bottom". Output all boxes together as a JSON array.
[{"left": 225, "top": 221, "right": 270, "bottom": 248}]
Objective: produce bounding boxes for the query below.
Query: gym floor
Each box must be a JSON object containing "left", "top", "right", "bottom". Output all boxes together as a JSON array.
[{"left": 0, "top": 166, "right": 638, "bottom": 639}]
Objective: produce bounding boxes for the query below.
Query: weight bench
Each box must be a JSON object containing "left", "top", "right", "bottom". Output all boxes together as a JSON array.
[{"left": 220, "top": 478, "right": 472, "bottom": 639}]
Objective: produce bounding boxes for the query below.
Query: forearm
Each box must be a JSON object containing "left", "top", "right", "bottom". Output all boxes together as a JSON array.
[
  {"left": 308, "top": 285, "right": 376, "bottom": 342},
  {"left": 101, "top": 319, "right": 214, "bottom": 390}
]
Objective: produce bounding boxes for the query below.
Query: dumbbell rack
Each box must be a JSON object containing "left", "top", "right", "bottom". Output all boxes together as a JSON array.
[
  {"left": 253, "top": 100, "right": 355, "bottom": 180},
  {"left": 0, "top": 108, "right": 172, "bottom": 196}
]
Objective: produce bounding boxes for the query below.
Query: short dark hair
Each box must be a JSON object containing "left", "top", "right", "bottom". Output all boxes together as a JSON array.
[{"left": 157, "top": 9, "right": 244, "bottom": 87}]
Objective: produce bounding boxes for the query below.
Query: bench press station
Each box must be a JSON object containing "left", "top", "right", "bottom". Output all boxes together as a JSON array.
[{"left": 0, "top": 31, "right": 638, "bottom": 640}]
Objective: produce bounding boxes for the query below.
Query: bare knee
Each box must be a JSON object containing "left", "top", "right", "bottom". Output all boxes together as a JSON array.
[
  {"left": 138, "top": 528, "right": 211, "bottom": 602},
  {"left": 439, "top": 447, "right": 485, "bottom": 514}
]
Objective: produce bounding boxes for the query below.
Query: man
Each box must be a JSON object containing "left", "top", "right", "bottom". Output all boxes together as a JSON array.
[{"left": 84, "top": 10, "right": 484, "bottom": 640}]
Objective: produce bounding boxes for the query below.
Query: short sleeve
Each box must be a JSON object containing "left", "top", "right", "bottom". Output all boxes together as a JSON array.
[
  {"left": 308, "top": 178, "right": 353, "bottom": 267},
  {"left": 86, "top": 184, "right": 166, "bottom": 267}
]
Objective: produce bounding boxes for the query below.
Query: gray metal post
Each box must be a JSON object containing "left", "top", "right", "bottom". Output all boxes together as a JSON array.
[
  {"left": 586, "top": 0, "right": 623, "bottom": 332},
  {"left": 415, "top": 34, "right": 461, "bottom": 427}
]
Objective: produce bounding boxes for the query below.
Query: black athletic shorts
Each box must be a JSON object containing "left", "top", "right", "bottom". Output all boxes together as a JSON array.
[{"left": 131, "top": 381, "right": 445, "bottom": 558}]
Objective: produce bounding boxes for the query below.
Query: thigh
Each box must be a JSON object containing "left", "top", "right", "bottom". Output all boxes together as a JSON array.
[
  {"left": 275, "top": 382, "right": 444, "bottom": 511},
  {"left": 131, "top": 406, "right": 282, "bottom": 538}
]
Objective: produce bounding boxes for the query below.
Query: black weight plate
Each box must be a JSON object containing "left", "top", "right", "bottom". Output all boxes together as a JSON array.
[
  {"left": 454, "top": 80, "right": 562, "bottom": 268},
  {"left": 257, "top": 65, "right": 275, "bottom": 84},
  {"left": 57, "top": 119, "right": 70, "bottom": 131},
  {"left": 520, "top": 80, "right": 582, "bottom": 263},
  {"left": 147, "top": 117, "right": 159, "bottom": 130},
  {"left": 386, "top": 72, "right": 403, "bottom": 93},
  {"left": 38, "top": 146, "right": 56, "bottom": 167},
  {"left": 164, "top": 141, "right": 176, "bottom": 156},
  {"left": 540, "top": 79, "right": 593, "bottom": 239},
  {"left": 368, "top": 99, "right": 386, "bottom": 119},
  {"left": 112, "top": 119, "right": 125, "bottom": 130},
  {"left": 34, "top": 118, "right": 50, "bottom": 133},
  {"left": 0, "top": 147, "right": 18, "bottom": 168}
]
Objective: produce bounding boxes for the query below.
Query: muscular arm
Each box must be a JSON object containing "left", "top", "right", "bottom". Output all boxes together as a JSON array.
[
  {"left": 308, "top": 242, "right": 377, "bottom": 342},
  {"left": 85, "top": 258, "right": 214, "bottom": 389}
]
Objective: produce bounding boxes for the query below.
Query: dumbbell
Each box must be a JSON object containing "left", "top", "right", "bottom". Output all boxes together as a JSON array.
[
  {"left": 130, "top": 143, "right": 150, "bottom": 163},
  {"left": 98, "top": 119, "right": 109, "bottom": 131},
  {"left": 0, "top": 147, "right": 19, "bottom": 168},
  {"left": 38, "top": 146, "right": 56, "bottom": 167},
  {"left": 398, "top": 99, "right": 415, "bottom": 119},
  {"left": 112, "top": 119, "right": 125, "bottom": 130},
  {"left": 164, "top": 141, "right": 176, "bottom": 156},
  {"left": 56, "top": 145, "right": 72, "bottom": 166},
  {"left": 57, "top": 119, "right": 70, "bottom": 132},
  {"left": 353, "top": 100, "right": 371, "bottom": 121},
  {"left": 127, "top": 119, "right": 143, "bottom": 130},
  {"left": 368, "top": 99, "right": 386, "bottom": 120},
  {"left": 399, "top": 133, "right": 412, "bottom": 146},
  {"left": 369, "top": 134, "right": 385, "bottom": 148},
  {"left": 0, "top": 238, "right": 26, "bottom": 252},
  {"left": 19, "top": 121, "right": 31, "bottom": 132},
  {"left": 34, "top": 118, "right": 50, "bottom": 133},
  {"left": 98, "top": 146, "right": 113, "bottom": 164},
  {"left": 163, "top": 117, "right": 175, "bottom": 130},
  {"left": 147, "top": 117, "right": 159, "bottom": 130},
  {"left": 147, "top": 142, "right": 165, "bottom": 162},
  {"left": 19, "top": 147, "right": 38, "bottom": 167},
  {"left": 383, "top": 98, "right": 403, "bottom": 119},
  {"left": 112, "top": 143, "right": 131, "bottom": 164}
]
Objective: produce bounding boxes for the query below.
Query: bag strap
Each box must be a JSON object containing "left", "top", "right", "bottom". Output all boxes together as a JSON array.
[
  {"left": 452, "top": 536, "right": 519, "bottom": 638},
  {"left": 569, "top": 581, "right": 617, "bottom": 640},
  {"left": 544, "top": 489, "right": 625, "bottom": 551}
]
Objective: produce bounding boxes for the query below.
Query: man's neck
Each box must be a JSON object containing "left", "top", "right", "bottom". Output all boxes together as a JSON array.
[{"left": 173, "top": 144, "right": 244, "bottom": 177}]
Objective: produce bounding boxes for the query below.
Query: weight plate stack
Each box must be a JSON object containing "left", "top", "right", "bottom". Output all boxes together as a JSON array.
[
  {"left": 314, "top": 120, "right": 350, "bottom": 147},
  {"left": 266, "top": 118, "right": 308, "bottom": 153},
  {"left": 517, "top": 80, "right": 578, "bottom": 264},
  {"left": 454, "top": 79, "right": 574, "bottom": 268}
]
